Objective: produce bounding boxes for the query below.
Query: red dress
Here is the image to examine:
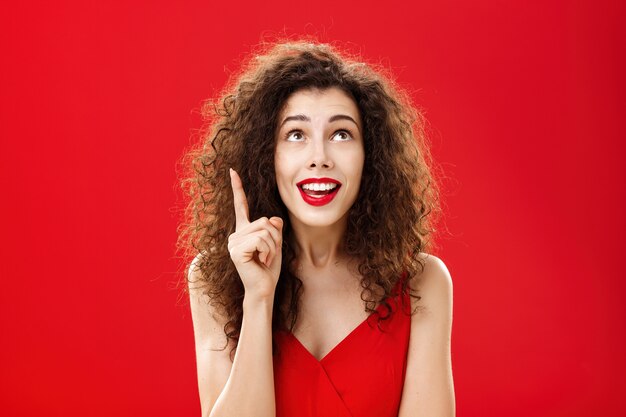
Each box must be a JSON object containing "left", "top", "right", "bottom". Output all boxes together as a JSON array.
[{"left": 273, "top": 276, "right": 411, "bottom": 417}]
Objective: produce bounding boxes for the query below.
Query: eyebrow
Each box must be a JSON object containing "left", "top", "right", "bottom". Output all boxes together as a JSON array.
[{"left": 279, "top": 114, "right": 360, "bottom": 131}]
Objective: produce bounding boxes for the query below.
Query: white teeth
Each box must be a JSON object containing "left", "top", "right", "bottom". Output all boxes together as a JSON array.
[{"left": 301, "top": 183, "right": 338, "bottom": 191}]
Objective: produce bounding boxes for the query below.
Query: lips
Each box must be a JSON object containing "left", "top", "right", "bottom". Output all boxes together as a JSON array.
[{"left": 296, "top": 177, "right": 342, "bottom": 207}]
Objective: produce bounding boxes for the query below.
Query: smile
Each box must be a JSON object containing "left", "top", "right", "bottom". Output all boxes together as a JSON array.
[{"left": 296, "top": 178, "right": 342, "bottom": 207}]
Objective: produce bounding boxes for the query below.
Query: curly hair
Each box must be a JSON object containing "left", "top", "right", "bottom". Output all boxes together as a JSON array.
[{"left": 176, "top": 38, "right": 443, "bottom": 361}]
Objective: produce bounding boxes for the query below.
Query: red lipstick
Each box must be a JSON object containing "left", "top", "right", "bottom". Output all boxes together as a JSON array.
[{"left": 296, "top": 177, "right": 342, "bottom": 207}]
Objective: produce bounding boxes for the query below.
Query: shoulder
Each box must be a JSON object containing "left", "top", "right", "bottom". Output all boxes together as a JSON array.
[
  {"left": 187, "top": 252, "right": 230, "bottom": 347},
  {"left": 398, "top": 252, "right": 455, "bottom": 416},
  {"left": 409, "top": 252, "right": 453, "bottom": 306},
  {"left": 406, "top": 252, "right": 454, "bottom": 335},
  {"left": 187, "top": 252, "right": 234, "bottom": 415},
  {"left": 188, "top": 251, "right": 207, "bottom": 291}
]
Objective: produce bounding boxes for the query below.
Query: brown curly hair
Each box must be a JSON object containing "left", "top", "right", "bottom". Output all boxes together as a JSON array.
[{"left": 176, "top": 38, "right": 443, "bottom": 361}]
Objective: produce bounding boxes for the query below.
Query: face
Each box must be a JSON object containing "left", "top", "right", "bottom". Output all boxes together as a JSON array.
[{"left": 274, "top": 87, "right": 365, "bottom": 228}]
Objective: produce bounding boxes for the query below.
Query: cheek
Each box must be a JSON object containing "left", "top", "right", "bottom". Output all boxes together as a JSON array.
[
  {"left": 274, "top": 154, "right": 292, "bottom": 188},
  {"left": 341, "top": 149, "right": 365, "bottom": 177}
]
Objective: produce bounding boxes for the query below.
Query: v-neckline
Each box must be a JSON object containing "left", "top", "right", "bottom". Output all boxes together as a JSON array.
[{"left": 285, "top": 295, "right": 391, "bottom": 364}]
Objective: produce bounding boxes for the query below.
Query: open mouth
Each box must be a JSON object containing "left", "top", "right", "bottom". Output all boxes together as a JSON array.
[
  {"left": 296, "top": 179, "right": 342, "bottom": 206},
  {"left": 299, "top": 183, "right": 340, "bottom": 197}
]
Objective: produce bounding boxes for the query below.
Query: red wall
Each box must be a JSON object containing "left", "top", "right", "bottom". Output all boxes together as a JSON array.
[{"left": 1, "top": 1, "right": 623, "bottom": 415}]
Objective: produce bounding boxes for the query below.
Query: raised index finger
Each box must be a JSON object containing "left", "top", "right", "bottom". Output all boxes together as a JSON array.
[{"left": 229, "top": 168, "right": 250, "bottom": 230}]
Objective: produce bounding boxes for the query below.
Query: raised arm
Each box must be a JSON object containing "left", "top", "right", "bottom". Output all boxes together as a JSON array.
[{"left": 188, "top": 168, "right": 283, "bottom": 417}]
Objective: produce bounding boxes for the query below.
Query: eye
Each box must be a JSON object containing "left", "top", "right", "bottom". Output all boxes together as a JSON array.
[
  {"left": 332, "top": 129, "right": 353, "bottom": 142},
  {"left": 285, "top": 129, "right": 305, "bottom": 142}
]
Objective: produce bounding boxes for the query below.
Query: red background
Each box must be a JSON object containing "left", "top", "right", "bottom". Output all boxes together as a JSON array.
[{"left": 1, "top": 1, "right": 624, "bottom": 416}]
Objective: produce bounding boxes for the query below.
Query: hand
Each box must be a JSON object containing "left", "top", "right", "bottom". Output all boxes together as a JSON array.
[{"left": 227, "top": 168, "right": 283, "bottom": 301}]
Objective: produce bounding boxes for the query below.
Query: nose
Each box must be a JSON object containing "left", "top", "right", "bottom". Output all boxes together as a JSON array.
[{"left": 308, "top": 137, "right": 334, "bottom": 169}]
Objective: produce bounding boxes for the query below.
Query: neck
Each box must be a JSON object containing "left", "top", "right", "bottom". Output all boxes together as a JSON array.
[{"left": 288, "top": 215, "right": 349, "bottom": 269}]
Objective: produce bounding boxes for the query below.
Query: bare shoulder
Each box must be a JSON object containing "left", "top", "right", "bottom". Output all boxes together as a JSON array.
[
  {"left": 188, "top": 252, "right": 231, "bottom": 348},
  {"left": 187, "top": 253, "right": 234, "bottom": 416},
  {"left": 398, "top": 252, "right": 455, "bottom": 416},
  {"left": 409, "top": 252, "right": 453, "bottom": 310}
]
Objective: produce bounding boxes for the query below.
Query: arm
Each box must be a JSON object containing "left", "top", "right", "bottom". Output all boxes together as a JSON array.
[
  {"left": 190, "top": 169, "right": 282, "bottom": 417},
  {"left": 398, "top": 254, "right": 456, "bottom": 417},
  {"left": 188, "top": 258, "right": 276, "bottom": 417}
]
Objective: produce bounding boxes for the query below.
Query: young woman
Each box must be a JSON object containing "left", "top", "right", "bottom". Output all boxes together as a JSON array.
[{"left": 178, "top": 40, "right": 455, "bottom": 417}]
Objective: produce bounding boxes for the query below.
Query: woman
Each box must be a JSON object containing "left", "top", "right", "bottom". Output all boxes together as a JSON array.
[{"left": 178, "top": 39, "right": 455, "bottom": 417}]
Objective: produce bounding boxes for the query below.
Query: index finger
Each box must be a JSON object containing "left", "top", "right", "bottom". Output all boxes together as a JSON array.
[{"left": 229, "top": 168, "right": 250, "bottom": 230}]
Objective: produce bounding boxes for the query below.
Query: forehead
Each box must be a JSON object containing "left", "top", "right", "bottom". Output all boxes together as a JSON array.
[{"left": 278, "top": 87, "right": 361, "bottom": 121}]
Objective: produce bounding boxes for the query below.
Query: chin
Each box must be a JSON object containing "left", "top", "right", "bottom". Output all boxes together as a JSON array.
[
  {"left": 288, "top": 208, "right": 351, "bottom": 229},
  {"left": 298, "top": 218, "right": 342, "bottom": 228}
]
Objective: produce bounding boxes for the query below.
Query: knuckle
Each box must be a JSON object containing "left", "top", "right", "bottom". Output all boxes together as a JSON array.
[{"left": 228, "top": 233, "right": 239, "bottom": 245}]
